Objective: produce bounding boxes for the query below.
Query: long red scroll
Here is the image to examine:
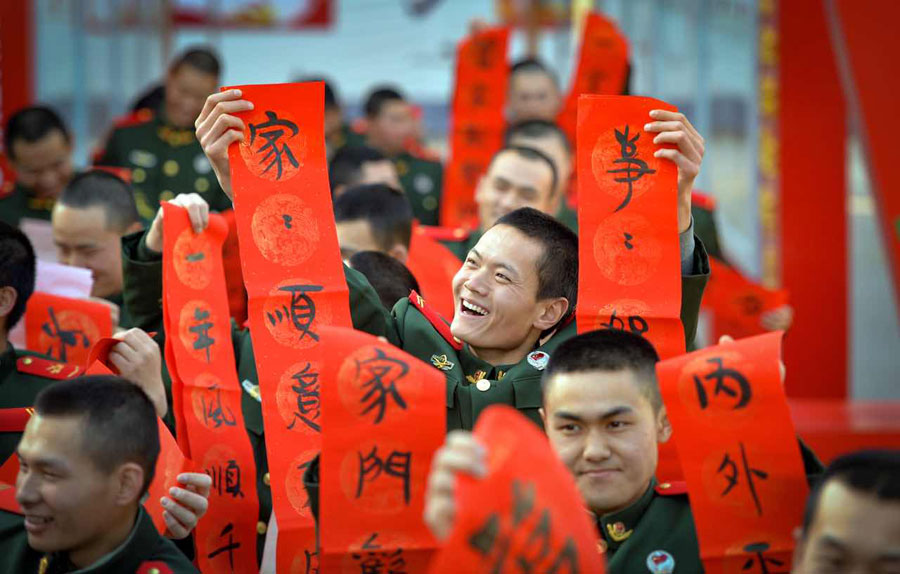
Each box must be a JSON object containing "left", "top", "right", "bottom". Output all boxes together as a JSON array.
[
  {"left": 576, "top": 95, "right": 685, "bottom": 359},
  {"left": 162, "top": 204, "right": 259, "bottom": 573},
  {"left": 318, "top": 325, "right": 445, "bottom": 572},
  {"left": 24, "top": 293, "right": 114, "bottom": 367},
  {"left": 440, "top": 27, "right": 510, "bottom": 229},
  {"left": 557, "top": 12, "right": 629, "bottom": 154},
  {"left": 226, "top": 81, "right": 352, "bottom": 574},
  {"left": 704, "top": 257, "right": 789, "bottom": 341},
  {"left": 656, "top": 332, "right": 808, "bottom": 574},
  {"left": 429, "top": 406, "right": 606, "bottom": 574},
  {"left": 406, "top": 223, "right": 460, "bottom": 320}
]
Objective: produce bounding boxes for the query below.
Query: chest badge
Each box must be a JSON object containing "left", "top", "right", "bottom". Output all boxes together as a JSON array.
[
  {"left": 241, "top": 379, "right": 262, "bottom": 403},
  {"left": 646, "top": 550, "right": 675, "bottom": 574},
  {"left": 607, "top": 521, "right": 633, "bottom": 542},
  {"left": 431, "top": 354, "right": 455, "bottom": 371},
  {"left": 527, "top": 351, "right": 550, "bottom": 371}
]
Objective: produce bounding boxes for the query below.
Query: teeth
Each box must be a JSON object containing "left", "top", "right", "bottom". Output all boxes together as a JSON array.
[{"left": 462, "top": 300, "right": 488, "bottom": 316}]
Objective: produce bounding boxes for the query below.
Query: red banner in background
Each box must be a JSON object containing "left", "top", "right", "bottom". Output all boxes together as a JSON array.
[
  {"left": 576, "top": 95, "right": 685, "bottom": 359},
  {"left": 440, "top": 27, "right": 510, "bottom": 229},
  {"left": 24, "top": 293, "right": 114, "bottom": 368},
  {"left": 227, "top": 81, "right": 352, "bottom": 574},
  {"left": 319, "top": 326, "right": 445, "bottom": 573},
  {"left": 703, "top": 257, "right": 789, "bottom": 341},
  {"left": 657, "top": 332, "right": 808, "bottom": 574},
  {"left": 428, "top": 406, "right": 606, "bottom": 574},
  {"left": 406, "top": 223, "right": 460, "bottom": 320}
]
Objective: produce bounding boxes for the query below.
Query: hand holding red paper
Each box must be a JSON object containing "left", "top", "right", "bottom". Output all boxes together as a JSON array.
[{"left": 195, "top": 89, "right": 255, "bottom": 200}]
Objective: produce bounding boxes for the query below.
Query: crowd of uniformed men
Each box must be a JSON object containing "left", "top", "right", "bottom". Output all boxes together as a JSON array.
[{"left": 0, "top": 43, "right": 897, "bottom": 574}]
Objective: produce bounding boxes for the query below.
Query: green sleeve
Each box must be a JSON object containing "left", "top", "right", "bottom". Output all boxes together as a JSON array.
[
  {"left": 343, "top": 264, "right": 400, "bottom": 344},
  {"left": 121, "top": 230, "right": 165, "bottom": 334},
  {"left": 691, "top": 205, "right": 723, "bottom": 261},
  {"left": 680, "top": 236, "right": 711, "bottom": 348}
]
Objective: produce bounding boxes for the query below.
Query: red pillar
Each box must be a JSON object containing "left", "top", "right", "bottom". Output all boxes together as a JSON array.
[
  {"left": 0, "top": 0, "right": 33, "bottom": 187},
  {"left": 779, "top": 0, "right": 847, "bottom": 398}
]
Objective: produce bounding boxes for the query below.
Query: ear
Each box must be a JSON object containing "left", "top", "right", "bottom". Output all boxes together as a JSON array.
[
  {"left": 387, "top": 243, "right": 409, "bottom": 265},
  {"left": 0, "top": 286, "right": 18, "bottom": 320},
  {"left": 532, "top": 297, "right": 568, "bottom": 332},
  {"left": 656, "top": 405, "right": 673, "bottom": 444},
  {"left": 113, "top": 462, "right": 146, "bottom": 506}
]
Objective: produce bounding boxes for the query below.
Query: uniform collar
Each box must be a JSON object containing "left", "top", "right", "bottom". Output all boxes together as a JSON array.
[
  {"left": 596, "top": 478, "right": 657, "bottom": 554},
  {"left": 43, "top": 508, "right": 155, "bottom": 573},
  {"left": 458, "top": 346, "right": 514, "bottom": 384}
]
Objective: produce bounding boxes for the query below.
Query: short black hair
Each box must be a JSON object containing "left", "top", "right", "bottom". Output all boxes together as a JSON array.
[
  {"left": 329, "top": 145, "right": 388, "bottom": 192},
  {"left": 489, "top": 145, "right": 559, "bottom": 198},
  {"left": 58, "top": 170, "right": 140, "bottom": 233},
  {"left": 130, "top": 84, "right": 165, "bottom": 113},
  {"left": 505, "top": 119, "right": 572, "bottom": 155},
  {"left": 542, "top": 329, "right": 662, "bottom": 411},
  {"left": 333, "top": 184, "right": 413, "bottom": 250},
  {"left": 170, "top": 46, "right": 221, "bottom": 77},
  {"left": 33, "top": 375, "right": 161, "bottom": 496},
  {"left": 293, "top": 76, "right": 339, "bottom": 109},
  {"left": 492, "top": 207, "right": 577, "bottom": 329},
  {"left": 364, "top": 86, "right": 406, "bottom": 118},
  {"left": 509, "top": 57, "right": 560, "bottom": 88},
  {"left": 349, "top": 251, "right": 421, "bottom": 310},
  {"left": 4, "top": 106, "right": 70, "bottom": 159},
  {"left": 802, "top": 450, "right": 900, "bottom": 535},
  {"left": 0, "top": 222, "right": 36, "bottom": 333}
]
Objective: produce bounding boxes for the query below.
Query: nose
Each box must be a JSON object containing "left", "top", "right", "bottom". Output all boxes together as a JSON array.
[
  {"left": 463, "top": 268, "right": 489, "bottom": 297},
  {"left": 582, "top": 428, "right": 613, "bottom": 462},
  {"left": 15, "top": 471, "right": 40, "bottom": 507}
]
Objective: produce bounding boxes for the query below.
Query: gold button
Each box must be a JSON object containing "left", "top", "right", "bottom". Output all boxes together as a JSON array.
[
  {"left": 659, "top": 482, "right": 671, "bottom": 490},
  {"left": 596, "top": 539, "right": 608, "bottom": 554},
  {"left": 257, "top": 521, "right": 268, "bottom": 535},
  {"left": 132, "top": 168, "right": 146, "bottom": 183},
  {"left": 194, "top": 177, "right": 210, "bottom": 193},
  {"left": 159, "top": 190, "right": 174, "bottom": 202},
  {"left": 263, "top": 472, "right": 270, "bottom": 486},
  {"left": 23, "top": 357, "right": 32, "bottom": 365},
  {"left": 163, "top": 160, "right": 179, "bottom": 177},
  {"left": 423, "top": 196, "right": 438, "bottom": 211},
  {"left": 476, "top": 379, "right": 491, "bottom": 392}
]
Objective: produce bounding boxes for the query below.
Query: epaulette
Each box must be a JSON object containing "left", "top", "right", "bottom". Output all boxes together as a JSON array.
[
  {"left": 0, "top": 407, "right": 34, "bottom": 432},
  {"left": 137, "top": 561, "right": 173, "bottom": 574},
  {"left": 655, "top": 481, "right": 688, "bottom": 496},
  {"left": 691, "top": 190, "right": 717, "bottom": 212},
  {"left": 408, "top": 290, "right": 463, "bottom": 351},
  {"left": 16, "top": 356, "right": 82, "bottom": 380},
  {"left": 418, "top": 225, "right": 471, "bottom": 243},
  {"left": 111, "top": 108, "right": 154, "bottom": 129}
]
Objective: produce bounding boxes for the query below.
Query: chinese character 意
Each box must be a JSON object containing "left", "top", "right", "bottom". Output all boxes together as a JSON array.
[
  {"left": 693, "top": 356, "right": 753, "bottom": 410},
  {"left": 288, "top": 362, "right": 321, "bottom": 432},
  {"left": 718, "top": 442, "right": 769, "bottom": 516},
  {"left": 351, "top": 534, "right": 407, "bottom": 574},
  {"left": 606, "top": 125, "right": 656, "bottom": 212},
  {"left": 356, "top": 446, "right": 412, "bottom": 504},
  {"left": 355, "top": 348, "right": 409, "bottom": 424},
  {"left": 248, "top": 110, "right": 300, "bottom": 180},
  {"left": 41, "top": 307, "right": 90, "bottom": 362}
]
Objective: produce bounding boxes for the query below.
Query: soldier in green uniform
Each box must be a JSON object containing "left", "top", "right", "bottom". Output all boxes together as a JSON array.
[
  {"left": 507, "top": 58, "right": 563, "bottom": 124},
  {"left": 361, "top": 87, "right": 444, "bottom": 225},
  {"left": 328, "top": 145, "right": 401, "bottom": 198},
  {"left": 334, "top": 184, "right": 413, "bottom": 263},
  {"left": 1, "top": 376, "right": 198, "bottom": 574},
  {"left": 95, "top": 47, "right": 231, "bottom": 224},
  {"left": 0, "top": 107, "right": 75, "bottom": 227}
]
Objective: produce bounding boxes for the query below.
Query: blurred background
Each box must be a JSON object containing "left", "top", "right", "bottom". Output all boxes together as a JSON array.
[{"left": 3, "top": 0, "right": 898, "bottom": 401}]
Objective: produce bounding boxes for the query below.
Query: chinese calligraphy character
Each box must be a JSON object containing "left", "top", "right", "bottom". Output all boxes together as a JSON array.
[
  {"left": 186, "top": 251, "right": 205, "bottom": 262},
  {"left": 282, "top": 214, "right": 293, "bottom": 229},
  {"left": 351, "top": 533, "right": 407, "bottom": 574},
  {"left": 601, "top": 309, "right": 649, "bottom": 337},
  {"left": 288, "top": 363, "right": 320, "bottom": 432},
  {"left": 742, "top": 542, "right": 787, "bottom": 574},
  {"left": 356, "top": 447, "right": 412, "bottom": 504},
  {"left": 41, "top": 307, "right": 89, "bottom": 362},
  {"left": 718, "top": 442, "right": 769, "bottom": 516},
  {"left": 248, "top": 110, "right": 299, "bottom": 180},
  {"left": 202, "top": 384, "right": 237, "bottom": 428},
  {"left": 623, "top": 232, "right": 634, "bottom": 250},
  {"left": 207, "top": 523, "right": 241, "bottom": 570},
  {"left": 606, "top": 125, "right": 656, "bottom": 212},
  {"left": 189, "top": 307, "right": 215, "bottom": 363},
  {"left": 471, "top": 83, "right": 488, "bottom": 107},
  {"left": 472, "top": 38, "right": 498, "bottom": 68},
  {"left": 356, "top": 348, "right": 409, "bottom": 424},
  {"left": 207, "top": 459, "right": 245, "bottom": 499},
  {"left": 693, "top": 357, "right": 753, "bottom": 410},
  {"left": 304, "top": 549, "right": 319, "bottom": 574},
  {"left": 463, "top": 125, "right": 484, "bottom": 146},
  {"left": 267, "top": 284, "right": 323, "bottom": 342}
]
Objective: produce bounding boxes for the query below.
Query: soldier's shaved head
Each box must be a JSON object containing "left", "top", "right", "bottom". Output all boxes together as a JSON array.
[{"left": 0, "top": 222, "right": 36, "bottom": 333}]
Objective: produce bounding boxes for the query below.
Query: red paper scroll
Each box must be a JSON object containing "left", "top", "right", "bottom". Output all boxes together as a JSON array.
[
  {"left": 656, "top": 332, "right": 808, "bottom": 574},
  {"left": 406, "top": 223, "right": 460, "bottom": 319},
  {"left": 226, "top": 81, "right": 352, "bottom": 574},
  {"left": 319, "top": 326, "right": 445, "bottom": 572},
  {"left": 576, "top": 95, "right": 685, "bottom": 359},
  {"left": 24, "top": 293, "right": 114, "bottom": 367},
  {"left": 558, "top": 13, "right": 629, "bottom": 153},
  {"left": 703, "top": 258, "right": 789, "bottom": 341},
  {"left": 429, "top": 406, "right": 605, "bottom": 574},
  {"left": 440, "top": 27, "right": 510, "bottom": 229},
  {"left": 162, "top": 204, "right": 259, "bottom": 573}
]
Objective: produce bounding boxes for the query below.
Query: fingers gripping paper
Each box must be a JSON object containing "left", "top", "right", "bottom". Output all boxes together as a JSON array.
[
  {"left": 656, "top": 332, "right": 808, "bottom": 574},
  {"left": 226, "top": 82, "right": 353, "bottom": 574},
  {"left": 428, "top": 406, "right": 606, "bottom": 574},
  {"left": 576, "top": 95, "right": 685, "bottom": 359}
]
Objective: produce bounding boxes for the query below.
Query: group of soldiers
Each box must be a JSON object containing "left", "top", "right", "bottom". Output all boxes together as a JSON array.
[{"left": 0, "top": 41, "right": 896, "bottom": 574}]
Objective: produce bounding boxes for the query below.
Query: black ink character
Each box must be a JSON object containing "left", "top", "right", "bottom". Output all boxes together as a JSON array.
[
  {"left": 601, "top": 309, "right": 649, "bottom": 337},
  {"left": 356, "top": 447, "right": 412, "bottom": 504},
  {"left": 351, "top": 533, "right": 407, "bottom": 574},
  {"left": 288, "top": 362, "right": 321, "bottom": 432},
  {"left": 248, "top": 110, "right": 300, "bottom": 180},
  {"left": 718, "top": 442, "right": 769, "bottom": 516},
  {"left": 267, "top": 284, "right": 323, "bottom": 343},
  {"left": 202, "top": 384, "right": 237, "bottom": 429},
  {"left": 40, "top": 307, "right": 90, "bottom": 362},
  {"left": 606, "top": 125, "right": 656, "bottom": 212},
  {"left": 355, "top": 348, "right": 409, "bottom": 424},
  {"left": 207, "top": 459, "right": 245, "bottom": 499},
  {"left": 742, "top": 542, "right": 788, "bottom": 574},
  {"left": 207, "top": 523, "right": 241, "bottom": 570},
  {"left": 693, "top": 356, "right": 753, "bottom": 410},
  {"left": 189, "top": 307, "right": 215, "bottom": 363}
]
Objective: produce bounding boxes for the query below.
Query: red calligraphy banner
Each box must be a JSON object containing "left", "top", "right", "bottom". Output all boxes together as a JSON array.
[
  {"left": 406, "top": 223, "right": 460, "bottom": 320},
  {"left": 429, "top": 405, "right": 605, "bottom": 574},
  {"left": 656, "top": 332, "right": 808, "bottom": 573},
  {"left": 318, "top": 326, "right": 445, "bottom": 572},
  {"left": 226, "top": 81, "right": 352, "bottom": 574},
  {"left": 576, "top": 95, "right": 685, "bottom": 358},
  {"left": 161, "top": 205, "right": 259, "bottom": 573},
  {"left": 703, "top": 257, "right": 790, "bottom": 341},
  {"left": 558, "top": 13, "right": 629, "bottom": 154},
  {"left": 24, "top": 293, "right": 114, "bottom": 368},
  {"left": 440, "top": 27, "right": 510, "bottom": 229}
]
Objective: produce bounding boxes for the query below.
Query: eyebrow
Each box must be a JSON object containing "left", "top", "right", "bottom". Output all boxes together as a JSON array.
[
  {"left": 17, "top": 452, "right": 69, "bottom": 471},
  {"left": 552, "top": 406, "right": 634, "bottom": 422}
]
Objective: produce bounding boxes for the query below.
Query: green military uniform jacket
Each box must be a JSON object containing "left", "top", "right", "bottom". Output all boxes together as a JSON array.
[
  {"left": 96, "top": 106, "right": 231, "bottom": 225},
  {"left": 440, "top": 228, "right": 482, "bottom": 262},
  {"left": 393, "top": 151, "right": 443, "bottom": 226},
  {"left": 0, "top": 183, "right": 55, "bottom": 227},
  {"left": 0, "top": 507, "right": 197, "bottom": 574}
]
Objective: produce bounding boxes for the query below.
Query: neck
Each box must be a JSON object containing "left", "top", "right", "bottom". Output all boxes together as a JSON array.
[
  {"left": 68, "top": 505, "right": 138, "bottom": 569},
  {"left": 591, "top": 478, "right": 653, "bottom": 519},
  {"left": 468, "top": 331, "right": 541, "bottom": 367}
]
